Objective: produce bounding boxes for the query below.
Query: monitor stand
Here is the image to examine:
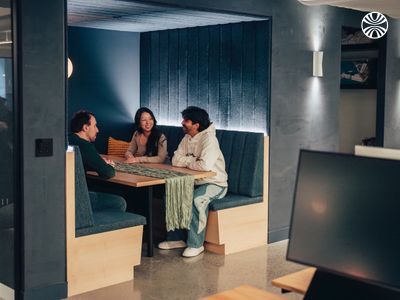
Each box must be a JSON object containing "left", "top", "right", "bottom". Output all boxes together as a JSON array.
[{"left": 304, "top": 269, "right": 400, "bottom": 300}]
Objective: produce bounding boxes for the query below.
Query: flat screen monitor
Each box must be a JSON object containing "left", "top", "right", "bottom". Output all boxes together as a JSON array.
[{"left": 287, "top": 150, "right": 400, "bottom": 294}]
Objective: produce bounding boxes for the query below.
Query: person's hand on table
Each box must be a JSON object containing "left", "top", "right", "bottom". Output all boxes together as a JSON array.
[
  {"left": 102, "top": 157, "right": 115, "bottom": 167},
  {"left": 124, "top": 156, "right": 139, "bottom": 163}
]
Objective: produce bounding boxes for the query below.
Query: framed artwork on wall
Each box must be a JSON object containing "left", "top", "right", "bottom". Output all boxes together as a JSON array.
[{"left": 340, "top": 58, "right": 377, "bottom": 89}]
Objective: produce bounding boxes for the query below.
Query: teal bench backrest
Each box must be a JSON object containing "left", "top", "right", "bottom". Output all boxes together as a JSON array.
[
  {"left": 73, "top": 146, "right": 95, "bottom": 229},
  {"left": 158, "top": 125, "right": 264, "bottom": 198}
]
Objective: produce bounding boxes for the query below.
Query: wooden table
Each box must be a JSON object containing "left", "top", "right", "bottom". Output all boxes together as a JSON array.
[
  {"left": 202, "top": 285, "right": 287, "bottom": 300},
  {"left": 87, "top": 155, "right": 216, "bottom": 257},
  {"left": 272, "top": 267, "right": 316, "bottom": 295}
]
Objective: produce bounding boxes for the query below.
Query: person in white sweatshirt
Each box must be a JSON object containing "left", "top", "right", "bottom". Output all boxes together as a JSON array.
[{"left": 158, "top": 106, "right": 228, "bottom": 257}]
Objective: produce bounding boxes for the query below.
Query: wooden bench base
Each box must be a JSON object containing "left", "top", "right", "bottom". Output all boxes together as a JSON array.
[
  {"left": 66, "top": 150, "right": 144, "bottom": 296},
  {"left": 205, "top": 201, "right": 267, "bottom": 255},
  {"left": 67, "top": 226, "right": 143, "bottom": 296}
]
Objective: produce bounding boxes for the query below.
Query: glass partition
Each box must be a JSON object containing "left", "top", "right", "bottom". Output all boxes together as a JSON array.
[{"left": 0, "top": 1, "right": 15, "bottom": 299}]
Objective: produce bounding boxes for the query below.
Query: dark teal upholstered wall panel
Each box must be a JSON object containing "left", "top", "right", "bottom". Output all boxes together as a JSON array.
[{"left": 140, "top": 21, "right": 271, "bottom": 134}]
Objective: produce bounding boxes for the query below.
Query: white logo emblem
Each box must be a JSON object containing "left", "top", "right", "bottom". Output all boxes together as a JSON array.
[{"left": 362, "top": 12, "right": 388, "bottom": 39}]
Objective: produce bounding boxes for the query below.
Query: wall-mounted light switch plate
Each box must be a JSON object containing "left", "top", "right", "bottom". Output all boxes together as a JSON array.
[{"left": 35, "top": 138, "right": 53, "bottom": 157}]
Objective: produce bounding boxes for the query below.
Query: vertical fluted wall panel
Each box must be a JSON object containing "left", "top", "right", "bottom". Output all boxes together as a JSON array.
[{"left": 141, "top": 20, "right": 270, "bottom": 133}]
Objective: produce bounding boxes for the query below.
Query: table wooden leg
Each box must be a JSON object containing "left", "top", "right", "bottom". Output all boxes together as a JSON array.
[{"left": 146, "top": 186, "right": 153, "bottom": 257}]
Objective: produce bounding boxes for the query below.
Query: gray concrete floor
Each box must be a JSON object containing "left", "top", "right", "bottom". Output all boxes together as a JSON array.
[{"left": 69, "top": 240, "right": 306, "bottom": 300}]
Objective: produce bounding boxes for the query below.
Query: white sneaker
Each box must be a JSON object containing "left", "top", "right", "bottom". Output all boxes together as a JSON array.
[
  {"left": 182, "top": 246, "right": 204, "bottom": 257},
  {"left": 158, "top": 240, "right": 187, "bottom": 250}
]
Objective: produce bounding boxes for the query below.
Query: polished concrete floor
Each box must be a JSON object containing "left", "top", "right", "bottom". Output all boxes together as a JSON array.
[{"left": 68, "top": 240, "right": 306, "bottom": 300}]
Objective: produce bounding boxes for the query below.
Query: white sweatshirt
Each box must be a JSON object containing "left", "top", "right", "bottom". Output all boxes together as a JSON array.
[{"left": 172, "top": 124, "right": 228, "bottom": 187}]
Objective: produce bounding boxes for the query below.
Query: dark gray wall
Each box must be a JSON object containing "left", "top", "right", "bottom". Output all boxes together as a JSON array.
[
  {"left": 140, "top": 21, "right": 270, "bottom": 133},
  {"left": 19, "top": 0, "right": 67, "bottom": 298},
  {"left": 383, "top": 18, "right": 400, "bottom": 147},
  {"left": 144, "top": 0, "right": 367, "bottom": 241},
  {"left": 68, "top": 27, "right": 140, "bottom": 153}
]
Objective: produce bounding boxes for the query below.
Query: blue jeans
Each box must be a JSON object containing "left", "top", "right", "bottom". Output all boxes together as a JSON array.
[{"left": 166, "top": 183, "right": 227, "bottom": 248}]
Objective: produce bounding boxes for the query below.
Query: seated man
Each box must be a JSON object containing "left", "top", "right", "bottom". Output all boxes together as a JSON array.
[
  {"left": 69, "top": 110, "right": 115, "bottom": 179},
  {"left": 158, "top": 106, "right": 228, "bottom": 257}
]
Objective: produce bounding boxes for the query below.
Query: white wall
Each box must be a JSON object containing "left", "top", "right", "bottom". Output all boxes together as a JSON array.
[{"left": 339, "top": 90, "right": 377, "bottom": 153}]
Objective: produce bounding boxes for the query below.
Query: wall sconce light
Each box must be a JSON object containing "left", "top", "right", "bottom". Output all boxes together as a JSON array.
[
  {"left": 313, "top": 51, "right": 323, "bottom": 77},
  {"left": 67, "top": 58, "right": 73, "bottom": 78}
]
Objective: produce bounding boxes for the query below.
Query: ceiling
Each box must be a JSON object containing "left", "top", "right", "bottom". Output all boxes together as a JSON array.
[
  {"left": 298, "top": 0, "right": 400, "bottom": 19},
  {"left": 68, "top": 0, "right": 266, "bottom": 32}
]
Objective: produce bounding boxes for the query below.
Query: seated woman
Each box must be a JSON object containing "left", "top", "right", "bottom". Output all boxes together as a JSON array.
[{"left": 125, "top": 107, "right": 167, "bottom": 163}]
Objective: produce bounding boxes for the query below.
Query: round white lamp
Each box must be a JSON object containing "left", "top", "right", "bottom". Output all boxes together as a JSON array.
[{"left": 67, "top": 58, "right": 73, "bottom": 78}]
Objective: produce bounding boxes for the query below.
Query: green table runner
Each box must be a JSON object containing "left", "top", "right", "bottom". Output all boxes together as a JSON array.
[{"left": 114, "top": 162, "right": 194, "bottom": 231}]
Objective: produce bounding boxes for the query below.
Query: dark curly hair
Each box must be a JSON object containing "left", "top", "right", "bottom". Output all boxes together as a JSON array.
[
  {"left": 181, "top": 106, "right": 210, "bottom": 132},
  {"left": 70, "top": 110, "right": 95, "bottom": 133}
]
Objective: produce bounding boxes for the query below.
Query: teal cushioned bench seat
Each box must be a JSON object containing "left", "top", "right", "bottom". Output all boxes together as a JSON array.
[
  {"left": 158, "top": 125, "right": 264, "bottom": 211},
  {"left": 73, "top": 146, "right": 146, "bottom": 237},
  {"left": 77, "top": 211, "right": 147, "bottom": 237},
  {"left": 209, "top": 194, "right": 263, "bottom": 211}
]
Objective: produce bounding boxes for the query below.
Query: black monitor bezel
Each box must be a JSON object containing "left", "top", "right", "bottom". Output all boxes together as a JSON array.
[{"left": 287, "top": 149, "right": 400, "bottom": 293}]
